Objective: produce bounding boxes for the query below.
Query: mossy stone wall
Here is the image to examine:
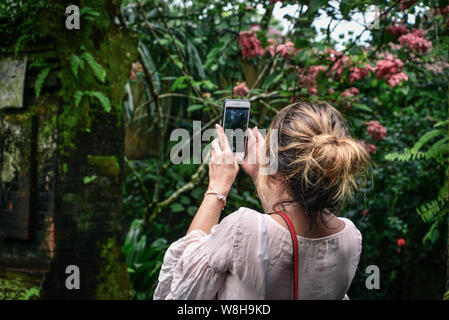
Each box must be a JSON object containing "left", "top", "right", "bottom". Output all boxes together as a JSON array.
[{"left": 0, "top": 0, "right": 138, "bottom": 299}]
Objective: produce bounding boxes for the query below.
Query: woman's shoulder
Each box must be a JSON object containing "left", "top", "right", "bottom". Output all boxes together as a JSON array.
[
  {"left": 234, "top": 206, "right": 264, "bottom": 224},
  {"left": 338, "top": 217, "right": 362, "bottom": 237},
  {"left": 220, "top": 207, "right": 263, "bottom": 234}
]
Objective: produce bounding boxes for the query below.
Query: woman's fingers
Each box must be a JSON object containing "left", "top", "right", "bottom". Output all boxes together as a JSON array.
[
  {"left": 216, "top": 124, "right": 232, "bottom": 153},
  {"left": 245, "top": 128, "right": 257, "bottom": 165},
  {"left": 254, "top": 127, "right": 265, "bottom": 145},
  {"left": 211, "top": 138, "right": 222, "bottom": 162}
]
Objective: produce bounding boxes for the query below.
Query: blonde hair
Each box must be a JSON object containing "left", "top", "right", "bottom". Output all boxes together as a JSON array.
[{"left": 257, "top": 101, "right": 369, "bottom": 222}]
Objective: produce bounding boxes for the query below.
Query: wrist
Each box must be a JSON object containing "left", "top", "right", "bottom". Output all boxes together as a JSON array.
[{"left": 208, "top": 182, "right": 231, "bottom": 197}]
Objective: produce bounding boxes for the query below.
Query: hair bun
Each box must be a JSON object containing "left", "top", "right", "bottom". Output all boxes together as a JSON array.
[
  {"left": 260, "top": 101, "right": 370, "bottom": 221},
  {"left": 312, "top": 134, "right": 339, "bottom": 146}
]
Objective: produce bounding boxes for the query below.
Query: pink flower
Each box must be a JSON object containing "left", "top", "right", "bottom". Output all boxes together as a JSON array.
[
  {"left": 250, "top": 24, "right": 261, "bottom": 32},
  {"left": 325, "top": 48, "right": 352, "bottom": 79},
  {"left": 233, "top": 82, "right": 250, "bottom": 97},
  {"left": 375, "top": 57, "right": 408, "bottom": 87},
  {"left": 386, "top": 72, "right": 409, "bottom": 87},
  {"left": 238, "top": 30, "right": 265, "bottom": 59},
  {"left": 276, "top": 41, "right": 296, "bottom": 57},
  {"left": 129, "top": 62, "right": 143, "bottom": 80},
  {"left": 341, "top": 87, "right": 360, "bottom": 99},
  {"left": 387, "top": 24, "right": 408, "bottom": 36},
  {"left": 297, "top": 65, "right": 326, "bottom": 95},
  {"left": 361, "top": 209, "right": 369, "bottom": 217},
  {"left": 349, "top": 64, "right": 375, "bottom": 82},
  {"left": 397, "top": 238, "right": 406, "bottom": 247},
  {"left": 375, "top": 58, "right": 403, "bottom": 79},
  {"left": 360, "top": 140, "right": 377, "bottom": 155},
  {"left": 399, "top": 29, "right": 432, "bottom": 53},
  {"left": 364, "top": 121, "right": 387, "bottom": 141},
  {"left": 340, "top": 87, "right": 360, "bottom": 110}
]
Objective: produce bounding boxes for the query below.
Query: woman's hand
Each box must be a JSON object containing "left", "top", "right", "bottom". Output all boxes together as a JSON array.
[
  {"left": 208, "top": 124, "right": 239, "bottom": 197},
  {"left": 241, "top": 127, "right": 265, "bottom": 181}
]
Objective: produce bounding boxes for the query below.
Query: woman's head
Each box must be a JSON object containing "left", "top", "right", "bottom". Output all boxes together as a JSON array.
[{"left": 257, "top": 101, "right": 369, "bottom": 222}]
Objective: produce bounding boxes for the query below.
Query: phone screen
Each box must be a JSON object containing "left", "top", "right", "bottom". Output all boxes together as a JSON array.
[{"left": 223, "top": 105, "right": 250, "bottom": 154}]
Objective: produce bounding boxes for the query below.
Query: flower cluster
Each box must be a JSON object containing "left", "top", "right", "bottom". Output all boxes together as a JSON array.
[
  {"left": 360, "top": 140, "right": 377, "bottom": 155},
  {"left": 297, "top": 65, "right": 326, "bottom": 94},
  {"left": 233, "top": 82, "right": 249, "bottom": 97},
  {"left": 399, "top": 29, "right": 432, "bottom": 53},
  {"left": 276, "top": 41, "right": 297, "bottom": 57},
  {"left": 364, "top": 120, "right": 387, "bottom": 141},
  {"left": 375, "top": 57, "right": 408, "bottom": 87},
  {"left": 326, "top": 48, "right": 352, "bottom": 79},
  {"left": 341, "top": 87, "right": 360, "bottom": 99},
  {"left": 340, "top": 87, "right": 360, "bottom": 110},
  {"left": 387, "top": 24, "right": 408, "bottom": 36},
  {"left": 238, "top": 30, "right": 264, "bottom": 59},
  {"left": 386, "top": 72, "right": 409, "bottom": 87},
  {"left": 349, "top": 64, "right": 375, "bottom": 83}
]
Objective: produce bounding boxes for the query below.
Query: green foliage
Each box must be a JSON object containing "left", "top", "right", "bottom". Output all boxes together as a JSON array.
[
  {"left": 120, "top": 0, "right": 449, "bottom": 300},
  {"left": 74, "top": 90, "right": 111, "bottom": 112},
  {"left": 122, "top": 219, "right": 169, "bottom": 300},
  {"left": 70, "top": 54, "right": 85, "bottom": 79},
  {"left": 81, "top": 51, "right": 107, "bottom": 83},
  {"left": 19, "top": 287, "right": 41, "bottom": 300},
  {"left": 34, "top": 67, "right": 51, "bottom": 98},
  {"left": 95, "top": 237, "right": 133, "bottom": 300},
  {"left": 386, "top": 120, "right": 448, "bottom": 245},
  {"left": 0, "top": 277, "right": 40, "bottom": 300},
  {"left": 83, "top": 175, "right": 98, "bottom": 184}
]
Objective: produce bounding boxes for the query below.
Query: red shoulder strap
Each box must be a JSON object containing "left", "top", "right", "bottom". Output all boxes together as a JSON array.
[{"left": 272, "top": 211, "right": 299, "bottom": 300}]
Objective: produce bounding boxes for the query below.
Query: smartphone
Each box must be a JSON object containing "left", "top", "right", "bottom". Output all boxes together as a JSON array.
[{"left": 221, "top": 99, "right": 251, "bottom": 160}]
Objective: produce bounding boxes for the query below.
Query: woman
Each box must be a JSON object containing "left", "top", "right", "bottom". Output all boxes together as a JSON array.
[{"left": 154, "top": 101, "right": 369, "bottom": 300}]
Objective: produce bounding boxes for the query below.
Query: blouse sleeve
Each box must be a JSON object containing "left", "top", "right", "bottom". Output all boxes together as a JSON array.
[{"left": 153, "top": 209, "right": 242, "bottom": 300}]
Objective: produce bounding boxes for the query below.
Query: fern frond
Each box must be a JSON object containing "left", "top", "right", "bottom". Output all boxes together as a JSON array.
[
  {"left": 416, "top": 197, "right": 447, "bottom": 223},
  {"left": 87, "top": 91, "right": 111, "bottom": 112},
  {"left": 411, "top": 128, "right": 446, "bottom": 153},
  {"left": 29, "top": 58, "right": 47, "bottom": 69},
  {"left": 433, "top": 120, "right": 448, "bottom": 128},
  {"left": 74, "top": 90, "right": 85, "bottom": 107},
  {"left": 81, "top": 52, "right": 106, "bottom": 83},
  {"left": 425, "top": 138, "right": 448, "bottom": 160},
  {"left": 70, "top": 54, "right": 85, "bottom": 78},
  {"left": 385, "top": 149, "right": 426, "bottom": 162},
  {"left": 34, "top": 67, "right": 51, "bottom": 98}
]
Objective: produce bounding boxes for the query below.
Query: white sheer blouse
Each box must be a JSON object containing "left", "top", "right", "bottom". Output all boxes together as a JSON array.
[{"left": 153, "top": 207, "right": 362, "bottom": 300}]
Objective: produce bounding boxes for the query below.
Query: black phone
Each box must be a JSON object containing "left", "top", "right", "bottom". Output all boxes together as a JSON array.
[{"left": 221, "top": 99, "right": 251, "bottom": 160}]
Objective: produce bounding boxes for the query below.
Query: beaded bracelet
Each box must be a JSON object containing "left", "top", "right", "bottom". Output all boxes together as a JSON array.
[{"left": 204, "top": 185, "right": 226, "bottom": 210}]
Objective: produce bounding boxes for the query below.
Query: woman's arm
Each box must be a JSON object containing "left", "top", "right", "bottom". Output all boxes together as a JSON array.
[{"left": 187, "top": 124, "right": 239, "bottom": 235}]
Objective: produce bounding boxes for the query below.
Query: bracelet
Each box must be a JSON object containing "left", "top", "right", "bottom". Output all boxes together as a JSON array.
[{"left": 204, "top": 185, "right": 227, "bottom": 210}]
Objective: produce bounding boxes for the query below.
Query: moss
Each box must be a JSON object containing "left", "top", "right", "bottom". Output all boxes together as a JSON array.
[
  {"left": 0, "top": 272, "right": 41, "bottom": 300},
  {"left": 95, "top": 237, "right": 133, "bottom": 300},
  {"left": 87, "top": 155, "right": 120, "bottom": 176},
  {"left": 3, "top": 0, "right": 138, "bottom": 156}
]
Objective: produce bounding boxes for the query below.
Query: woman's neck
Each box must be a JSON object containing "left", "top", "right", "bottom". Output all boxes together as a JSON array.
[{"left": 255, "top": 177, "right": 344, "bottom": 237}]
